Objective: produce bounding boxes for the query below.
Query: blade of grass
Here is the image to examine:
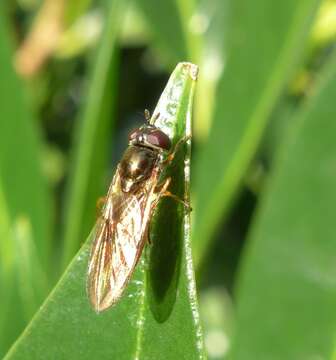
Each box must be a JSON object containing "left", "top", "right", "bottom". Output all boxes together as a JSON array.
[
  {"left": 0, "top": 4, "right": 52, "bottom": 276},
  {"left": 192, "top": 0, "right": 321, "bottom": 269},
  {"left": 0, "top": 182, "right": 19, "bottom": 357},
  {"left": 64, "top": 0, "right": 92, "bottom": 27},
  {"left": 0, "top": 8, "right": 51, "bottom": 355},
  {"left": 5, "top": 62, "right": 204, "bottom": 360},
  {"left": 135, "top": 0, "right": 189, "bottom": 64},
  {"left": 61, "top": 0, "right": 125, "bottom": 270},
  {"left": 0, "top": 200, "right": 47, "bottom": 357},
  {"left": 193, "top": 0, "right": 228, "bottom": 142},
  {"left": 231, "top": 54, "right": 336, "bottom": 359},
  {"left": 174, "top": 0, "right": 201, "bottom": 61},
  {"left": 13, "top": 216, "right": 48, "bottom": 321}
]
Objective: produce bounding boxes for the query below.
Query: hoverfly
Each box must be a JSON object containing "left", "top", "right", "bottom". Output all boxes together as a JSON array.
[{"left": 87, "top": 110, "right": 189, "bottom": 312}]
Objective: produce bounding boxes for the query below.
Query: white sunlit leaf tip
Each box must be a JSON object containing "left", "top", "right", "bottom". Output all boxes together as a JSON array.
[{"left": 178, "top": 62, "right": 199, "bottom": 81}]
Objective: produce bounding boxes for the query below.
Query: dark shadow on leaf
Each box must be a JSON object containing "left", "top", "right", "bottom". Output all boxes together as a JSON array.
[{"left": 148, "top": 146, "right": 185, "bottom": 322}]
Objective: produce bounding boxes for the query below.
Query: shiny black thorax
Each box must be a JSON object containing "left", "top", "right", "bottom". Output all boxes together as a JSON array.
[
  {"left": 119, "top": 145, "right": 160, "bottom": 193},
  {"left": 118, "top": 121, "right": 172, "bottom": 193}
]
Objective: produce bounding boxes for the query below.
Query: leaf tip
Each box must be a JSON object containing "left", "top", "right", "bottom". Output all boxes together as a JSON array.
[{"left": 178, "top": 62, "right": 199, "bottom": 81}]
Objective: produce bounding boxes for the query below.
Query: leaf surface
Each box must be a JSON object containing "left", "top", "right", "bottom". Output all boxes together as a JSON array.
[
  {"left": 0, "top": 8, "right": 51, "bottom": 356},
  {"left": 231, "top": 56, "right": 336, "bottom": 359},
  {"left": 192, "top": 0, "right": 321, "bottom": 267},
  {"left": 6, "top": 63, "right": 205, "bottom": 360},
  {"left": 61, "top": 0, "right": 123, "bottom": 269}
]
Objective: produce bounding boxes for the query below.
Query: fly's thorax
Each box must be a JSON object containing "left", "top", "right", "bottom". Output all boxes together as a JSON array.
[{"left": 119, "top": 146, "right": 159, "bottom": 192}]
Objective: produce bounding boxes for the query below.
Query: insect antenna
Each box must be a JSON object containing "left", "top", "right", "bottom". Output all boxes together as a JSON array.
[
  {"left": 144, "top": 109, "right": 160, "bottom": 127},
  {"left": 144, "top": 109, "right": 151, "bottom": 122}
]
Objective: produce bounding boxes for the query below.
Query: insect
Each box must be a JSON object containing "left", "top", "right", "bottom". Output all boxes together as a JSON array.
[{"left": 87, "top": 110, "right": 189, "bottom": 312}]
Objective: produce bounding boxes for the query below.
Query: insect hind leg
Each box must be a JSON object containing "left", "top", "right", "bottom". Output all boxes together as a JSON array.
[
  {"left": 161, "top": 190, "right": 192, "bottom": 211},
  {"left": 155, "top": 177, "right": 192, "bottom": 211}
]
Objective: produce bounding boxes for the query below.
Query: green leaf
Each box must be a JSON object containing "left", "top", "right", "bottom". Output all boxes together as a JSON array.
[
  {"left": 230, "top": 56, "right": 336, "bottom": 359},
  {"left": 64, "top": 0, "right": 92, "bottom": 27},
  {"left": 136, "top": 63, "right": 204, "bottom": 359},
  {"left": 61, "top": 0, "right": 124, "bottom": 269},
  {"left": 6, "top": 62, "right": 205, "bottom": 360},
  {"left": 0, "top": 182, "right": 21, "bottom": 357},
  {"left": 135, "top": 0, "right": 189, "bottom": 64},
  {"left": 0, "top": 7, "right": 51, "bottom": 356},
  {"left": 0, "top": 5, "right": 52, "bottom": 275},
  {"left": 192, "top": 0, "right": 321, "bottom": 268},
  {"left": 192, "top": 0, "right": 228, "bottom": 142},
  {"left": 0, "top": 182, "right": 47, "bottom": 356}
]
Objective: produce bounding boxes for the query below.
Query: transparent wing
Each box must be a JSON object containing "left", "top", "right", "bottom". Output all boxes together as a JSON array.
[{"left": 87, "top": 181, "right": 151, "bottom": 312}]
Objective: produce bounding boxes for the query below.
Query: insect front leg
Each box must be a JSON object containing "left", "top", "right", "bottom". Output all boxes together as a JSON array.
[
  {"left": 96, "top": 196, "right": 107, "bottom": 217},
  {"left": 161, "top": 135, "right": 191, "bottom": 167}
]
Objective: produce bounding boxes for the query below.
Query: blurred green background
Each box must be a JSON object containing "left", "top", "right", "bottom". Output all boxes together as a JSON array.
[{"left": 1, "top": 0, "right": 336, "bottom": 358}]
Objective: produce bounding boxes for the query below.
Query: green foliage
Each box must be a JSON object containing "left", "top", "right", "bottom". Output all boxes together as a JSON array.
[
  {"left": 61, "top": 0, "right": 124, "bottom": 269},
  {"left": 192, "top": 0, "right": 321, "bottom": 268},
  {"left": 1, "top": 0, "right": 336, "bottom": 358},
  {"left": 230, "top": 55, "right": 336, "bottom": 360},
  {"left": 5, "top": 63, "right": 204, "bottom": 360},
  {"left": 0, "top": 9, "right": 51, "bottom": 357},
  {"left": 137, "top": 1, "right": 186, "bottom": 61}
]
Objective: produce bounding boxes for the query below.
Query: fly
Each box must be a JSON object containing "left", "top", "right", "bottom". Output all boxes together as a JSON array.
[{"left": 87, "top": 110, "right": 189, "bottom": 312}]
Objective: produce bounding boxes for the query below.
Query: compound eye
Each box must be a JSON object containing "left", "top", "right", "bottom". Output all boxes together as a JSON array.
[
  {"left": 129, "top": 128, "right": 141, "bottom": 142},
  {"left": 146, "top": 129, "right": 171, "bottom": 150}
]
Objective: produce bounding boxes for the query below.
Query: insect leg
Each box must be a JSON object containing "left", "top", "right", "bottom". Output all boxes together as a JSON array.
[
  {"left": 144, "top": 223, "right": 152, "bottom": 245},
  {"left": 96, "top": 196, "right": 107, "bottom": 217},
  {"left": 160, "top": 191, "right": 192, "bottom": 211},
  {"left": 155, "top": 177, "right": 192, "bottom": 211},
  {"left": 161, "top": 135, "right": 191, "bottom": 167},
  {"left": 155, "top": 176, "right": 171, "bottom": 191}
]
